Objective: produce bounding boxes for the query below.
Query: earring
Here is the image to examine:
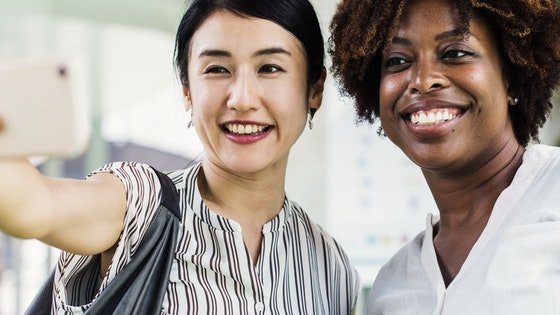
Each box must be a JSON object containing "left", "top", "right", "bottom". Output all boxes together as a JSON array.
[
  {"left": 307, "top": 109, "right": 314, "bottom": 130},
  {"left": 508, "top": 97, "right": 519, "bottom": 106},
  {"left": 187, "top": 110, "right": 194, "bottom": 129}
]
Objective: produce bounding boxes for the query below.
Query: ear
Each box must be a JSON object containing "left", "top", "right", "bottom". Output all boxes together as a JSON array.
[
  {"left": 182, "top": 85, "right": 192, "bottom": 112},
  {"left": 308, "top": 67, "right": 326, "bottom": 116}
]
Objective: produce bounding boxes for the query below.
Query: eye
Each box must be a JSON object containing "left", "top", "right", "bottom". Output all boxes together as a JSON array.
[
  {"left": 441, "top": 49, "right": 473, "bottom": 60},
  {"left": 384, "top": 56, "right": 410, "bottom": 71},
  {"left": 385, "top": 57, "right": 407, "bottom": 67},
  {"left": 204, "top": 65, "right": 229, "bottom": 74},
  {"left": 259, "top": 64, "right": 283, "bottom": 74}
]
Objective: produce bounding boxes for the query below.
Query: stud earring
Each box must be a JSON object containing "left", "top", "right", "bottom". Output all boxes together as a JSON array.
[
  {"left": 307, "top": 109, "right": 314, "bottom": 130},
  {"left": 508, "top": 97, "right": 519, "bottom": 106}
]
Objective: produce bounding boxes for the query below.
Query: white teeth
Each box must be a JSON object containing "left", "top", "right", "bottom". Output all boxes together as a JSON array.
[
  {"left": 410, "top": 109, "right": 457, "bottom": 125},
  {"left": 418, "top": 112, "right": 427, "bottom": 124},
  {"left": 225, "top": 123, "right": 266, "bottom": 134},
  {"left": 427, "top": 112, "right": 436, "bottom": 124}
]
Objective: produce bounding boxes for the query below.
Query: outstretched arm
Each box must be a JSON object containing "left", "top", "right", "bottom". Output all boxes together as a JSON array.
[{"left": 0, "top": 158, "right": 126, "bottom": 255}]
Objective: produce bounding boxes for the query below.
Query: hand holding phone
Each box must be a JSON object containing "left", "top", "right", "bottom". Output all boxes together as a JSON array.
[{"left": 0, "top": 59, "right": 89, "bottom": 157}]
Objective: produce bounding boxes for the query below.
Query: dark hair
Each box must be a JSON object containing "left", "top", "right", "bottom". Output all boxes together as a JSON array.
[
  {"left": 174, "top": 0, "right": 324, "bottom": 88},
  {"left": 329, "top": 0, "right": 560, "bottom": 146}
]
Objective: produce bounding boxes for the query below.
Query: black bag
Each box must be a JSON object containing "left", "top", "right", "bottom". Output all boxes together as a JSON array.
[{"left": 25, "top": 168, "right": 181, "bottom": 314}]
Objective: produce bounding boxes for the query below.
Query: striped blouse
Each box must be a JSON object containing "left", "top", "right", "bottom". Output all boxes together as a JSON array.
[{"left": 52, "top": 162, "right": 360, "bottom": 314}]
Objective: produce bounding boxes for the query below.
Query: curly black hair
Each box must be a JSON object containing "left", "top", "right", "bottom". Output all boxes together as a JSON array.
[{"left": 329, "top": 0, "right": 560, "bottom": 146}]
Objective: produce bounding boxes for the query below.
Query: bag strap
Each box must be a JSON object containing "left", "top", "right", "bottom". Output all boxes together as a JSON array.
[
  {"left": 153, "top": 168, "right": 181, "bottom": 221},
  {"left": 24, "top": 267, "right": 55, "bottom": 314},
  {"left": 25, "top": 167, "right": 181, "bottom": 315},
  {"left": 86, "top": 167, "right": 180, "bottom": 314}
]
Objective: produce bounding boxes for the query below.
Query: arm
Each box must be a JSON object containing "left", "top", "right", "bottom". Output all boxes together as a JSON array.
[{"left": 0, "top": 158, "right": 126, "bottom": 255}]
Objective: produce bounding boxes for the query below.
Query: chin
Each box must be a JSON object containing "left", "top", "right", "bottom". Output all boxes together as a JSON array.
[
  {"left": 403, "top": 144, "right": 454, "bottom": 168},
  {"left": 224, "top": 158, "right": 272, "bottom": 175}
]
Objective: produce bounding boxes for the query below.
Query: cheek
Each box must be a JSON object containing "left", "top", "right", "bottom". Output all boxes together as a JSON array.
[
  {"left": 379, "top": 76, "right": 402, "bottom": 120},
  {"left": 192, "top": 81, "right": 227, "bottom": 109},
  {"left": 466, "top": 67, "right": 509, "bottom": 113},
  {"left": 265, "top": 81, "right": 308, "bottom": 116},
  {"left": 192, "top": 94, "right": 221, "bottom": 134}
]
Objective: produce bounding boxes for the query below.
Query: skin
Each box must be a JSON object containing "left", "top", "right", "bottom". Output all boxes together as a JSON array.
[
  {"left": 379, "top": 0, "right": 524, "bottom": 285},
  {"left": 0, "top": 10, "right": 325, "bottom": 272},
  {"left": 183, "top": 11, "right": 325, "bottom": 263},
  {"left": 0, "top": 160, "right": 125, "bottom": 255}
]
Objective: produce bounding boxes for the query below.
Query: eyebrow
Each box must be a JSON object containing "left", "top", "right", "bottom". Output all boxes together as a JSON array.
[
  {"left": 253, "top": 47, "right": 292, "bottom": 57},
  {"left": 198, "top": 49, "right": 231, "bottom": 58},
  {"left": 434, "top": 29, "right": 464, "bottom": 41},
  {"left": 197, "top": 47, "right": 291, "bottom": 58},
  {"left": 391, "top": 28, "right": 467, "bottom": 45}
]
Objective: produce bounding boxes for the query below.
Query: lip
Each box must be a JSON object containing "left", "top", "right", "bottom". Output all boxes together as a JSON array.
[
  {"left": 399, "top": 100, "right": 468, "bottom": 139},
  {"left": 220, "top": 120, "right": 274, "bottom": 145}
]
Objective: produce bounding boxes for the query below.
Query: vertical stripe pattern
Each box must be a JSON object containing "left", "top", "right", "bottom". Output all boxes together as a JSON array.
[{"left": 52, "top": 162, "right": 360, "bottom": 315}]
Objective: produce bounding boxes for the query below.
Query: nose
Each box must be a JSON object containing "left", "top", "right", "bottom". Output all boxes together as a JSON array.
[
  {"left": 226, "top": 71, "right": 260, "bottom": 112},
  {"left": 408, "top": 57, "right": 449, "bottom": 95}
]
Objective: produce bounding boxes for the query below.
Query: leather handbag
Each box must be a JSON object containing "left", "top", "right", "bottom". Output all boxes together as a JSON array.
[{"left": 25, "top": 168, "right": 181, "bottom": 314}]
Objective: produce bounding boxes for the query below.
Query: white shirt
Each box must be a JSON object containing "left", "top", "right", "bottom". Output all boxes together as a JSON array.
[
  {"left": 367, "top": 144, "right": 560, "bottom": 315},
  {"left": 53, "top": 162, "right": 360, "bottom": 314}
]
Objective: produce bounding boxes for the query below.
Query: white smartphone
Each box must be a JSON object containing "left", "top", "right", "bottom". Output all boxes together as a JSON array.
[{"left": 0, "top": 59, "right": 88, "bottom": 157}]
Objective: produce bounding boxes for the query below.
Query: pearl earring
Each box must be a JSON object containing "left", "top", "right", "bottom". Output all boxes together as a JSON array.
[{"left": 509, "top": 97, "right": 519, "bottom": 106}]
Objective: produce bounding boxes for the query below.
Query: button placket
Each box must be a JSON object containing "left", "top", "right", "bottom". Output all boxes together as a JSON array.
[{"left": 255, "top": 301, "right": 264, "bottom": 312}]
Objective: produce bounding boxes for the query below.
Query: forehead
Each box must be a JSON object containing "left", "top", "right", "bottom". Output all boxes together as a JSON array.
[
  {"left": 398, "top": 0, "right": 460, "bottom": 32},
  {"left": 189, "top": 10, "right": 305, "bottom": 58},
  {"left": 392, "top": 0, "right": 498, "bottom": 46}
]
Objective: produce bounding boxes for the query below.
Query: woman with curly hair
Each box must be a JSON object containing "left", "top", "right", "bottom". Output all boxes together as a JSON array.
[{"left": 330, "top": 0, "right": 560, "bottom": 314}]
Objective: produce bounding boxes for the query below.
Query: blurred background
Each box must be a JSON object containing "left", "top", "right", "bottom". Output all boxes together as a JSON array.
[{"left": 0, "top": 0, "right": 559, "bottom": 314}]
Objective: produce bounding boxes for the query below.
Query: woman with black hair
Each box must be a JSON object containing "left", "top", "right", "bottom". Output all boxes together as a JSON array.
[
  {"left": 330, "top": 0, "right": 560, "bottom": 314},
  {"left": 0, "top": 0, "right": 360, "bottom": 313}
]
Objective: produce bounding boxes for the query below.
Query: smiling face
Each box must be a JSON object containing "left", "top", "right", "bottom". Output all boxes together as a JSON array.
[
  {"left": 379, "top": 0, "right": 518, "bottom": 175},
  {"left": 185, "top": 10, "right": 323, "bottom": 175}
]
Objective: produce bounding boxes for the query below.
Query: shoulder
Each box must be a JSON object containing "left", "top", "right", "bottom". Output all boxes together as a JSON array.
[
  {"left": 372, "top": 230, "right": 425, "bottom": 290},
  {"left": 287, "top": 201, "right": 360, "bottom": 275},
  {"left": 368, "top": 231, "right": 433, "bottom": 313},
  {"left": 286, "top": 200, "right": 356, "bottom": 263},
  {"left": 88, "top": 161, "right": 159, "bottom": 189},
  {"left": 287, "top": 200, "right": 361, "bottom": 308},
  {"left": 514, "top": 145, "right": 560, "bottom": 219},
  {"left": 165, "top": 162, "right": 200, "bottom": 191},
  {"left": 523, "top": 144, "right": 560, "bottom": 175},
  {"left": 288, "top": 201, "right": 343, "bottom": 252}
]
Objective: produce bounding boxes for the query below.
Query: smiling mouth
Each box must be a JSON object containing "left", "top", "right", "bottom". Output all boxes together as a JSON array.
[
  {"left": 222, "top": 123, "right": 273, "bottom": 135},
  {"left": 406, "top": 108, "right": 465, "bottom": 126}
]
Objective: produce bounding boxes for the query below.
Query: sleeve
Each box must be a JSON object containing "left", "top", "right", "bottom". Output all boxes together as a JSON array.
[{"left": 52, "top": 162, "right": 162, "bottom": 313}]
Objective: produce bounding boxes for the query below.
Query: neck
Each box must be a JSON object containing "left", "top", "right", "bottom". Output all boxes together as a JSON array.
[
  {"left": 197, "top": 160, "right": 287, "bottom": 228},
  {"left": 424, "top": 142, "right": 525, "bottom": 232},
  {"left": 197, "top": 160, "right": 287, "bottom": 265},
  {"left": 424, "top": 141, "right": 524, "bottom": 286}
]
